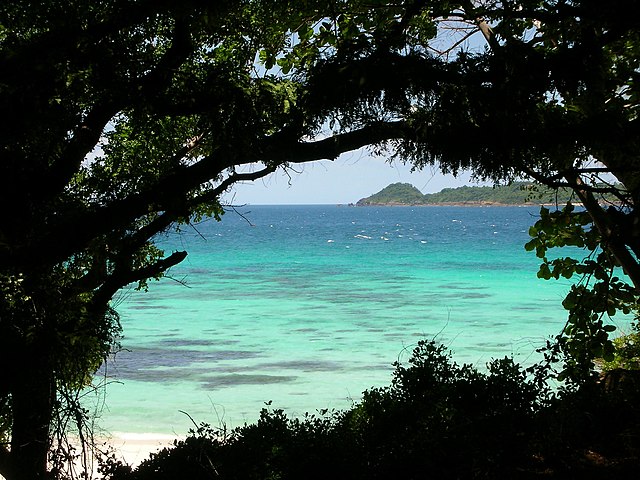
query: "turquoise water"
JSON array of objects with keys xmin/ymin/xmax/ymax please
[{"xmin": 90, "ymin": 205, "xmax": 599, "ymax": 436}]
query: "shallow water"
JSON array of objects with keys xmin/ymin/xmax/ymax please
[{"xmin": 89, "ymin": 205, "xmax": 598, "ymax": 435}]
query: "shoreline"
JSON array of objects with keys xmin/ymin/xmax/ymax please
[
  {"xmin": 352, "ymin": 202, "xmax": 583, "ymax": 207},
  {"xmin": 107, "ymin": 432, "xmax": 180, "ymax": 465},
  {"xmin": 60, "ymin": 433, "xmax": 181, "ymax": 477}
]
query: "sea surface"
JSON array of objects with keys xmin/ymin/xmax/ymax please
[{"xmin": 89, "ymin": 205, "xmax": 609, "ymax": 437}]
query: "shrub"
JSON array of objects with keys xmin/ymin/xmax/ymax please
[
  {"xmin": 103, "ymin": 340, "xmax": 640, "ymax": 479},
  {"xmin": 597, "ymin": 328, "xmax": 640, "ymax": 372}
]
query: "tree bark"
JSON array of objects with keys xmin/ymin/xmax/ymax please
[
  {"xmin": 7, "ymin": 354, "xmax": 55, "ymax": 480},
  {"xmin": 568, "ymin": 174, "xmax": 640, "ymax": 289}
]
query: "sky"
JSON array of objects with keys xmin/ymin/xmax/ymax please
[{"xmin": 221, "ymin": 149, "xmax": 484, "ymax": 205}]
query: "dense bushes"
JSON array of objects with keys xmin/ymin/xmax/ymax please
[{"xmin": 101, "ymin": 341, "xmax": 640, "ymax": 480}]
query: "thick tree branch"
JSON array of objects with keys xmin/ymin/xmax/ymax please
[
  {"xmin": 261, "ymin": 121, "xmax": 408, "ymax": 164},
  {"xmin": 80, "ymin": 165, "xmax": 280, "ymax": 297},
  {"xmin": 46, "ymin": 17, "xmax": 196, "ymax": 202},
  {"xmin": 92, "ymin": 250, "xmax": 188, "ymax": 309},
  {"xmin": 70, "ymin": 212, "xmax": 180, "ymax": 294},
  {"xmin": 460, "ymin": 0, "xmax": 501, "ymax": 51},
  {"xmin": 523, "ymin": 166, "xmax": 629, "ymax": 202},
  {"xmin": 1, "ymin": 120, "xmax": 410, "ymax": 271},
  {"xmin": 567, "ymin": 174, "xmax": 640, "ymax": 289}
]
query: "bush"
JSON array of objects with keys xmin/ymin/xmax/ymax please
[
  {"xmin": 597, "ymin": 328, "xmax": 640, "ymax": 372},
  {"xmin": 103, "ymin": 341, "xmax": 552, "ymax": 480},
  {"xmin": 102, "ymin": 340, "xmax": 640, "ymax": 479},
  {"xmin": 340, "ymin": 341, "xmax": 543, "ymax": 478}
]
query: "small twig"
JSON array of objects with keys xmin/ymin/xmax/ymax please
[
  {"xmin": 223, "ymin": 204, "xmax": 255, "ymax": 227},
  {"xmin": 188, "ymin": 221, "xmax": 207, "ymax": 241},
  {"xmin": 179, "ymin": 410, "xmax": 200, "ymax": 430},
  {"xmin": 163, "ymin": 274, "xmax": 191, "ymax": 288}
]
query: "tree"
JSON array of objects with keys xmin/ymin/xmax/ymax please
[
  {"xmin": 0, "ymin": 1, "xmax": 407, "ymax": 478},
  {"xmin": 2, "ymin": 1, "xmax": 640, "ymax": 478},
  {"xmin": 404, "ymin": 0, "xmax": 640, "ymax": 378},
  {"xmin": 284, "ymin": 0, "xmax": 640, "ymax": 377}
]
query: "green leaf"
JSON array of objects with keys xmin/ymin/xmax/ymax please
[{"xmin": 537, "ymin": 263, "xmax": 552, "ymax": 280}]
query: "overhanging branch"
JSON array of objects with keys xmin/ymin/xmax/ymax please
[
  {"xmin": 92, "ymin": 250, "xmax": 188, "ymax": 310},
  {"xmin": 564, "ymin": 173, "xmax": 640, "ymax": 289},
  {"xmin": 523, "ymin": 166, "xmax": 628, "ymax": 202},
  {"xmin": 260, "ymin": 120, "xmax": 408, "ymax": 164},
  {"xmin": 46, "ymin": 16, "xmax": 197, "ymax": 202},
  {"xmin": 3, "ymin": 120, "xmax": 410, "ymax": 270}
]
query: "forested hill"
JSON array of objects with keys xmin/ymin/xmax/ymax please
[{"xmin": 356, "ymin": 182, "xmax": 578, "ymax": 206}]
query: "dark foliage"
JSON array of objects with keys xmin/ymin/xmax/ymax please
[{"xmin": 101, "ymin": 340, "xmax": 640, "ymax": 479}]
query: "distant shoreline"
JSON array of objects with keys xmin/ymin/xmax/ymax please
[
  {"xmin": 346, "ymin": 202, "xmax": 582, "ymax": 207},
  {"xmin": 353, "ymin": 181, "xmax": 602, "ymax": 207}
]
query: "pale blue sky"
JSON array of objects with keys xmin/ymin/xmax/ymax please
[{"xmin": 222, "ymin": 149, "xmax": 484, "ymax": 205}]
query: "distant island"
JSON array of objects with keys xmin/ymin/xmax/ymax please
[{"xmin": 356, "ymin": 182, "xmax": 578, "ymax": 206}]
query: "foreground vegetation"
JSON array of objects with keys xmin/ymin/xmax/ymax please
[
  {"xmin": 100, "ymin": 341, "xmax": 640, "ymax": 480},
  {"xmin": 3, "ymin": 1, "xmax": 640, "ymax": 478}
]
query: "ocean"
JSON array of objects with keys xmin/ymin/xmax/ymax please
[{"xmin": 89, "ymin": 205, "xmax": 602, "ymax": 437}]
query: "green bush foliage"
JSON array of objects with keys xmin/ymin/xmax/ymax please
[
  {"xmin": 100, "ymin": 340, "xmax": 640, "ymax": 479},
  {"xmin": 598, "ymin": 327, "xmax": 640, "ymax": 372},
  {"xmin": 100, "ymin": 341, "xmax": 553, "ymax": 480},
  {"xmin": 525, "ymin": 203, "xmax": 640, "ymax": 383}
]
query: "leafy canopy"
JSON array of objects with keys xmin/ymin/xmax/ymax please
[{"xmin": 2, "ymin": 0, "xmax": 640, "ymax": 477}]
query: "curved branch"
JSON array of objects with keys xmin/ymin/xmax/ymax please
[
  {"xmin": 70, "ymin": 211, "xmax": 180, "ymax": 294},
  {"xmin": 261, "ymin": 121, "xmax": 408, "ymax": 164},
  {"xmin": 92, "ymin": 250, "xmax": 188, "ymax": 309},
  {"xmin": 188, "ymin": 164, "xmax": 280, "ymax": 208},
  {"xmin": 566, "ymin": 173, "xmax": 640, "ymax": 289},
  {"xmin": 523, "ymin": 166, "xmax": 628, "ymax": 202},
  {"xmin": 2, "ymin": 120, "xmax": 410, "ymax": 270},
  {"xmin": 31, "ymin": 168, "xmax": 282, "ymax": 299},
  {"xmin": 46, "ymin": 17, "xmax": 196, "ymax": 202}
]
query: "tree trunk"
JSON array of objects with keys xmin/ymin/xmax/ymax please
[{"xmin": 7, "ymin": 356, "xmax": 55, "ymax": 480}]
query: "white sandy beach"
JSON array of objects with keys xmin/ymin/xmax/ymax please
[
  {"xmin": 107, "ymin": 432, "xmax": 179, "ymax": 466},
  {"xmin": 54, "ymin": 433, "xmax": 181, "ymax": 479}
]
